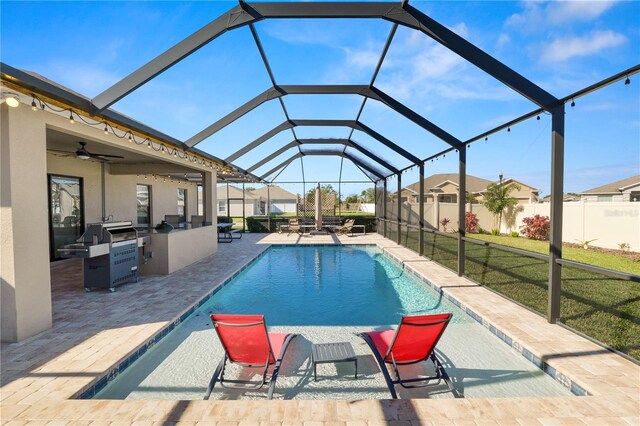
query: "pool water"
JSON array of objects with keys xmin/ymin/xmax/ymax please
[
  {"xmin": 94, "ymin": 245, "xmax": 573, "ymax": 400},
  {"xmin": 203, "ymin": 245, "xmax": 467, "ymax": 325}
]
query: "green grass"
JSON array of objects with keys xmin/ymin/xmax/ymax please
[
  {"xmin": 395, "ymin": 228, "xmax": 640, "ymax": 360},
  {"xmin": 468, "ymin": 234, "xmax": 640, "ymax": 275}
]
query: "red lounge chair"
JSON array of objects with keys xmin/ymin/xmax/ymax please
[
  {"xmin": 205, "ymin": 314, "xmax": 297, "ymax": 400},
  {"xmin": 358, "ymin": 313, "xmax": 459, "ymax": 398}
]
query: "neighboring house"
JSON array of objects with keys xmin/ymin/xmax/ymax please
[
  {"xmin": 542, "ymin": 193, "xmax": 580, "ymax": 203},
  {"xmin": 216, "ymin": 185, "xmax": 261, "ymax": 217},
  {"xmin": 397, "ymin": 173, "xmax": 540, "ymax": 205},
  {"xmin": 579, "ymin": 175, "xmax": 640, "ymax": 202},
  {"xmin": 250, "ymin": 185, "xmax": 298, "ymax": 213},
  {"xmin": 217, "ymin": 185, "xmax": 299, "ymax": 216}
]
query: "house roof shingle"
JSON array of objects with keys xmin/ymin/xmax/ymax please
[
  {"xmin": 579, "ymin": 175, "xmax": 640, "ymax": 195},
  {"xmin": 250, "ymin": 185, "xmax": 297, "ymax": 200},
  {"xmin": 404, "ymin": 173, "xmax": 494, "ymax": 194}
]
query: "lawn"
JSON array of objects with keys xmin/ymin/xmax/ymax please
[
  {"xmin": 468, "ymin": 234, "xmax": 640, "ymax": 275},
  {"xmin": 397, "ymin": 228, "xmax": 640, "ymax": 360}
]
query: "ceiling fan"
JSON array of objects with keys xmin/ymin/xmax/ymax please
[{"xmin": 48, "ymin": 142, "xmax": 124, "ymax": 161}]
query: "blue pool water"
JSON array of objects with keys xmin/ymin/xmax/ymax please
[
  {"xmin": 203, "ymin": 245, "xmax": 468, "ymax": 325},
  {"xmin": 94, "ymin": 245, "xmax": 573, "ymax": 400}
]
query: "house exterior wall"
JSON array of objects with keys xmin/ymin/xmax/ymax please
[
  {"xmin": 1, "ymin": 103, "xmax": 218, "ymax": 342},
  {"xmin": 1, "ymin": 104, "xmax": 52, "ymax": 342},
  {"xmin": 47, "ymin": 155, "xmax": 199, "ymax": 226},
  {"xmin": 581, "ymin": 194, "xmax": 625, "ymax": 202},
  {"xmin": 224, "ymin": 200, "xmax": 256, "ymax": 217},
  {"xmin": 270, "ymin": 199, "xmax": 296, "ymax": 214}
]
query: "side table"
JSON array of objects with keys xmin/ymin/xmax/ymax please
[{"xmin": 311, "ymin": 342, "xmax": 358, "ymax": 381}]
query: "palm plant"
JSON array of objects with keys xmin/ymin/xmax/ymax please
[{"xmin": 482, "ymin": 181, "xmax": 521, "ymax": 231}]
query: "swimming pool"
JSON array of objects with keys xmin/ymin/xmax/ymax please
[{"xmin": 93, "ymin": 245, "xmax": 573, "ymax": 400}]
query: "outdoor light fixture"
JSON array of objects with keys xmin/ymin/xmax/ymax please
[
  {"xmin": 571, "ymin": 99, "xmax": 575, "ymax": 107},
  {"xmin": 69, "ymin": 111, "xmax": 75, "ymax": 124},
  {"xmin": 128, "ymin": 133, "xmax": 132, "ymax": 143},
  {"xmin": 625, "ymin": 75, "xmax": 630, "ymax": 86},
  {"xmin": 537, "ymin": 115, "xmax": 540, "ymax": 120},
  {"xmin": 31, "ymin": 99, "xmax": 37, "ymax": 111},
  {"xmin": 76, "ymin": 152, "xmax": 91, "ymax": 160},
  {"xmin": 1, "ymin": 92, "xmax": 20, "ymax": 107},
  {"xmin": 103, "ymin": 123, "xmax": 108, "ymax": 135},
  {"xmin": 507, "ymin": 127, "xmax": 511, "ymax": 132}
]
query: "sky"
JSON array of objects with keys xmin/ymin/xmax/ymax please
[{"xmin": 1, "ymin": 0, "xmax": 639, "ymax": 197}]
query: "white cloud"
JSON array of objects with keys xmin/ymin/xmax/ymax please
[
  {"xmin": 373, "ymin": 26, "xmax": 516, "ymax": 104},
  {"xmin": 45, "ymin": 62, "xmax": 122, "ymax": 97},
  {"xmin": 496, "ymin": 33, "xmax": 511, "ymax": 48},
  {"xmin": 506, "ymin": 0, "xmax": 617, "ymax": 32},
  {"xmin": 540, "ymin": 30, "xmax": 626, "ymax": 63},
  {"xmin": 547, "ymin": 1, "xmax": 617, "ymax": 24}
]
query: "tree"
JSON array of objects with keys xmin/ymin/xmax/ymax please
[
  {"xmin": 360, "ymin": 188, "xmax": 375, "ymax": 203},
  {"xmin": 465, "ymin": 191, "xmax": 478, "ymax": 204},
  {"xmin": 344, "ymin": 194, "xmax": 359, "ymax": 203},
  {"xmin": 245, "ymin": 186, "xmax": 256, "ymax": 192},
  {"xmin": 305, "ymin": 184, "xmax": 336, "ymax": 202},
  {"xmin": 482, "ymin": 181, "xmax": 521, "ymax": 230}
]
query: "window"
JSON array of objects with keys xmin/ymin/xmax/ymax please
[
  {"xmin": 630, "ymin": 191, "xmax": 640, "ymax": 202},
  {"xmin": 439, "ymin": 194, "xmax": 457, "ymax": 203},
  {"xmin": 136, "ymin": 184, "xmax": 151, "ymax": 225},
  {"xmin": 197, "ymin": 185, "xmax": 203, "ymax": 215},
  {"xmin": 218, "ymin": 200, "xmax": 226, "ymax": 213},
  {"xmin": 177, "ymin": 188, "xmax": 187, "ymax": 222},
  {"xmin": 597, "ymin": 195, "xmax": 612, "ymax": 202}
]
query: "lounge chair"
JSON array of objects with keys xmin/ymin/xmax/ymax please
[
  {"xmin": 286, "ymin": 218, "xmax": 302, "ymax": 236},
  {"xmin": 358, "ymin": 313, "xmax": 458, "ymax": 398},
  {"xmin": 205, "ymin": 314, "xmax": 297, "ymax": 400},
  {"xmin": 336, "ymin": 219, "xmax": 355, "ymax": 235}
]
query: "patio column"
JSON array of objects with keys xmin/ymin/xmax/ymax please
[
  {"xmin": 203, "ymin": 171, "xmax": 216, "ymax": 226},
  {"xmin": 458, "ymin": 147, "xmax": 466, "ymax": 276},
  {"xmin": 1, "ymin": 104, "xmax": 52, "ymax": 342},
  {"xmin": 242, "ymin": 183, "xmax": 246, "ymax": 232},
  {"xmin": 383, "ymin": 179, "xmax": 387, "ymax": 237},
  {"xmin": 548, "ymin": 104, "xmax": 565, "ymax": 323},
  {"xmin": 397, "ymin": 173, "xmax": 402, "ymax": 245},
  {"xmin": 267, "ymin": 185, "xmax": 271, "ymax": 232},
  {"xmin": 419, "ymin": 162, "xmax": 425, "ymax": 256}
]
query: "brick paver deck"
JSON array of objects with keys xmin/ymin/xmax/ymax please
[{"xmin": 1, "ymin": 232, "xmax": 638, "ymax": 424}]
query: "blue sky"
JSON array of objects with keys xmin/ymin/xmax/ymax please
[{"xmin": 1, "ymin": 1, "xmax": 638, "ymax": 197}]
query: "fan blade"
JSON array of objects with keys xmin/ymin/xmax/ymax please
[
  {"xmin": 90, "ymin": 153, "xmax": 124, "ymax": 159},
  {"xmin": 47, "ymin": 149, "xmax": 75, "ymax": 154}
]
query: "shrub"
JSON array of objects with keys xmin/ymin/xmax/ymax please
[
  {"xmin": 491, "ymin": 228, "xmax": 500, "ymax": 236},
  {"xmin": 510, "ymin": 231, "xmax": 520, "ymax": 238},
  {"xmin": 217, "ymin": 216, "xmax": 232, "ymax": 224},
  {"xmin": 520, "ymin": 215, "xmax": 550, "ymax": 240},
  {"xmin": 465, "ymin": 212, "xmax": 479, "ymax": 233},
  {"xmin": 440, "ymin": 217, "xmax": 450, "ymax": 232}
]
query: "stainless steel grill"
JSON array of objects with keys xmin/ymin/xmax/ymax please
[{"xmin": 59, "ymin": 221, "xmax": 142, "ymax": 292}]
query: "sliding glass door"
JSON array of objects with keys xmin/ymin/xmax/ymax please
[{"xmin": 48, "ymin": 174, "xmax": 84, "ymax": 260}]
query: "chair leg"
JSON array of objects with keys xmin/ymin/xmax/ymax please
[
  {"xmin": 431, "ymin": 353, "xmax": 462, "ymax": 398},
  {"xmin": 204, "ymin": 358, "xmax": 225, "ymax": 400},
  {"xmin": 357, "ymin": 333, "xmax": 398, "ymax": 399},
  {"xmin": 267, "ymin": 334, "xmax": 297, "ymax": 400}
]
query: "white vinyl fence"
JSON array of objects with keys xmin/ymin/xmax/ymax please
[{"xmin": 404, "ymin": 201, "xmax": 639, "ymax": 251}]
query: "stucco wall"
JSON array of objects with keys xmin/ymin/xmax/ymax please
[
  {"xmin": 47, "ymin": 155, "xmax": 199, "ymax": 226},
  {"xmin": 1, "ymin": 105, "xmax": 52, "ymax": 342}
]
